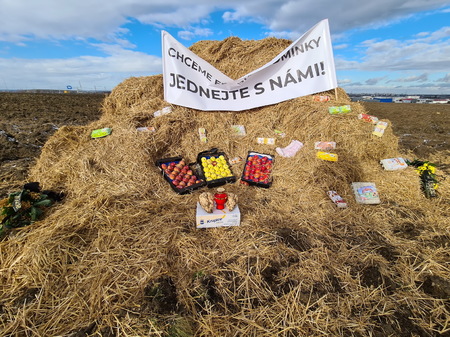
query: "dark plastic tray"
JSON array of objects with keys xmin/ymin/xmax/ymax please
[
  {"xmin": 196, "ymin": 148, "xmax": 237, "ymax": 188},
  {"xmin": 240, "ymin": 151, "xmax": 274, "ymax": 188},
  {"xmin": 155, "ymin": 156, "xmax": 206, "ymax": 194}
]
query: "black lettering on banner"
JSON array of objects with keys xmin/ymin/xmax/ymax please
[
  {"xmin": 187, "ymin": 79, "xmax": 198, "ymax": 93},
  {"xmin": 229, "ymin": 90, "xmax": 239, "ymax": 99},
  {"xmin": 269, "ymin": 76, "xmax": 283, "ymax": 91},
  {"xmin": 273, "ymin": 36, "xmax": 322, "ymax": 64},
  {"xmin": 284, "ymin": 70, "xmax": 297, "ymax": 86},
  {"xmin": 268, "ymin": 62, "xmax": 326, "ymax": 91},
  {"xmin": 176, "ymin": 74, "xmax": 186, "ymax": 89},
  {"xmin": 240, "ymin": 87, "xmax": 250, "ymax": 98},
  {"xmin": 200, "ymin": 86, "xmax": 210, "ymax": 98},
  {"xmin": 221, "ymin": 91, "xmax": 229, "ymax": 100},
  {"xmin": 167, "ymin": 47, "xmax": 213, "ymax": 82},
  {"xmin": 254, "ymin": 82, "xmax": 265, "ymax": 95},
  {"xmin": 296, "ymin": 66, "xmax": 313, "ymax": 82},
  {"xmin": 169, "ymin": 73, "xmax": 176, "ymax": 87},
  {"xmin": 211, "ymin": 90, "xmax": 221, "ymax": 100},
  {"xmin": 168, "ymin": 73, "xmax": 254, "ymax": 101}
]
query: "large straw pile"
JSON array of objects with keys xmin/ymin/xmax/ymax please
[{"xmin": 1, "ymin": 37, "xmax": 449, "ymax": 336}]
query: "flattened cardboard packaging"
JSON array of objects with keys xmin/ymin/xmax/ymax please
[{"xmin": 196, "ymin": 203, "xmax": 241, "ymax": 228}]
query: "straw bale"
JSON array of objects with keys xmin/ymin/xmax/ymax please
[{"xmin": 1, "ymin": 36, "xmax": 449, "ymax": 336}]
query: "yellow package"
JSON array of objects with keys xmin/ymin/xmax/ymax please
[{"xmin": 317, "ymin": 151, "xmax": 338, "ymax": 162}]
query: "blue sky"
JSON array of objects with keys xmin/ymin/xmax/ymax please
[{"xmin": 0, "ymin": 0, "xmax": 449, "ymax": 94}]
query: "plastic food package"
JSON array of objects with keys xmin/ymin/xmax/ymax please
[
  {"xmin": 313, "ymin": 95, "xmax": 330, "ymax": 102},
  {"xmin": 231, "ymin": 125, "xmax": 246, "ymax": 136},
  {"xmin": 197, "ymin": 149, "xmax": 236, "ymax": 188},
  {"xmin": 315, "ymin": 141, "xmax": 336, "ymax": 150},
  {"xmin": 136, "ymin": 126, "xmax": 156, "ymax": 132},
  {"xmin": 373, "ymin": 121, "xmax": 388, "ymax": 137},
  {"xmin": 328, "ymin": 105, "xmax": 351, "ymax": 114},
  {"xmin": 380, "ymin": 158, "xmax": 408, "ymax": 171},
  {"xmin": 317, "ymin": 151, "xmax": 338, "ymax": 161},
  {"xmin": 198, "ymin": 128, "xmax": 207, "ymax": 143},
  {"xmin": 257, "ymin": 137, "xmax": 275, "ymax": 145},
  {"xmin": 241, "ymin": 151, "xmax": 274, "ymax": 188},
  {"xmin": 153, "ymin": 106, "xmax": 172, "ymax": 117},
  {"xmin": 358, "ymin": 113, "xmax": 379, "ymax": 124},
  {"xmin": 274, "ymin": 129, "xmax": 286, "ymax": 138},
  {"xmin": 351, "ymin": 182, "xmax": 380, "ymax": 204},
  {"xmin": 155, "ymin": 156, "xmax": 206, "ymax": 194},
  {"xmin": 91, "ymin": 128, "xmax": 112, "ymax": 138},
  {"xmin": 327, "ymin": 191, "xmax": 348, "ymax": 208}
]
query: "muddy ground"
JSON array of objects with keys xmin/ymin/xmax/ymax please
[
  {"xmin": 0, "ymin": 92, "xmax": 105, "ymax": 197},
  {"xmin": 1, "ymin": 93, "xmax": 449, "ymax": 198}
]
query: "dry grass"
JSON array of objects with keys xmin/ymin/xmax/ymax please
[{"xmin": 1, "ymin": 36, "xmax": 449, "ymax": 336}]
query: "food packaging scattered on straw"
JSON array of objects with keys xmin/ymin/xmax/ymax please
[
  {"xmin": 373, "ymin": 121, "xmax": 388, "ymax": 137},
  {"xmin": 315, "ymin": 141, "xmax": 336, "ymax": 150},
  {"xmin": 328, "ymin": 105, "xmax": 351, "ymax": 115},
  {"xmin": 351, "ymin": 182, "xmax": 380, "ymax": 204},
  {"xmin": 229, "ymin": 156, "xmax": 243, "ymax": 165},
  {"xmin": 380, "ymin": 157, "xmax": 408, "ymax": 171},
  {"xmin": 317, "ymin": 151, "xmax": 338, "ymax": 161},
  {"xmin": 313, "ymin": 95, "xmax": 330, "ymax": 102},
  {"xmin": 136, "ymin": 126, "xmax": 156, "ymax": 132},
  {"xmin": 198, "ymin": 128, "xmax": 207, "ymax": 143},
  {"xmin": 231, "ymin": 125, "xmax": 246, "ymax": 136},
  {"xmin": 358, "ymin": 113, "xmax": 379, "ymax": 124},
  {"xmin": 274, "ymin": 129, "xmax": 286, "ymax": 138},
  {"xmin": 91, "ymin": 128, "xmax": 112, "ymax": 139},
  {"xmin": 153, "ymin": 106, "xmax": 172, "ymax": 117},
  {"xmin": 257, "ymin": 137, "xmax": 275, "ymax": 145},
  {"xmin": 327, "ymin": 191, "xmax": 347, "ymax": 208}
]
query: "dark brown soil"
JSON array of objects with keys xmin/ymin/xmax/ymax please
[
  {"xmin": 0, "ymin": 92, "xmax": 105, "ymax": 197},
  {"xmin": 362, "ymin": 101, "xmax": 450, "ymax": 158}
]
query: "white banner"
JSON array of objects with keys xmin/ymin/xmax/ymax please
[{"xmin": 162, "ymin": 19, "xmax": 337, "ymax": 111}]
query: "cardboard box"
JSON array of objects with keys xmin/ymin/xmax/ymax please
[{"xmin": 196, "ymin": 202, "xmax": 240, "ymax": 228}]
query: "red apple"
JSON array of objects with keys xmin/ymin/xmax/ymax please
[{"xmin": 172, "ymin": 179, "xmax": 180, "ymax": 186}]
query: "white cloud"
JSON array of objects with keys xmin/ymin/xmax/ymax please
[
  {"xmin": 0, "ymin": 45, "xmax": 161, "ymax": 90},
  {"xmin": 390, "ymin": 73, "xmax": 429, "ymax": 82},
  {"xmin": 0, "ymin": 1, "xmax": 448, "ymax": 42},
  {"xmin": 365, "ymin": 76, "xmax": 388, "ymax": 85},
  {"xmin": 178, "ymin": 27, "xmax": 213, "ymax": 40}
]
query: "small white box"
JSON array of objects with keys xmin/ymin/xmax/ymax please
[{"xmin": 196, "ymin": 202, "xmax": 241, "ymax": 228}]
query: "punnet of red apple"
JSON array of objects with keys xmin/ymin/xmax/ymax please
[
  {"xmin": 241, "ymin": 151, "xmax": 274, "ymax": 188},
  {"xmin": 156, "ymin": 156, "xmax": 206, "ymax": 194}
]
